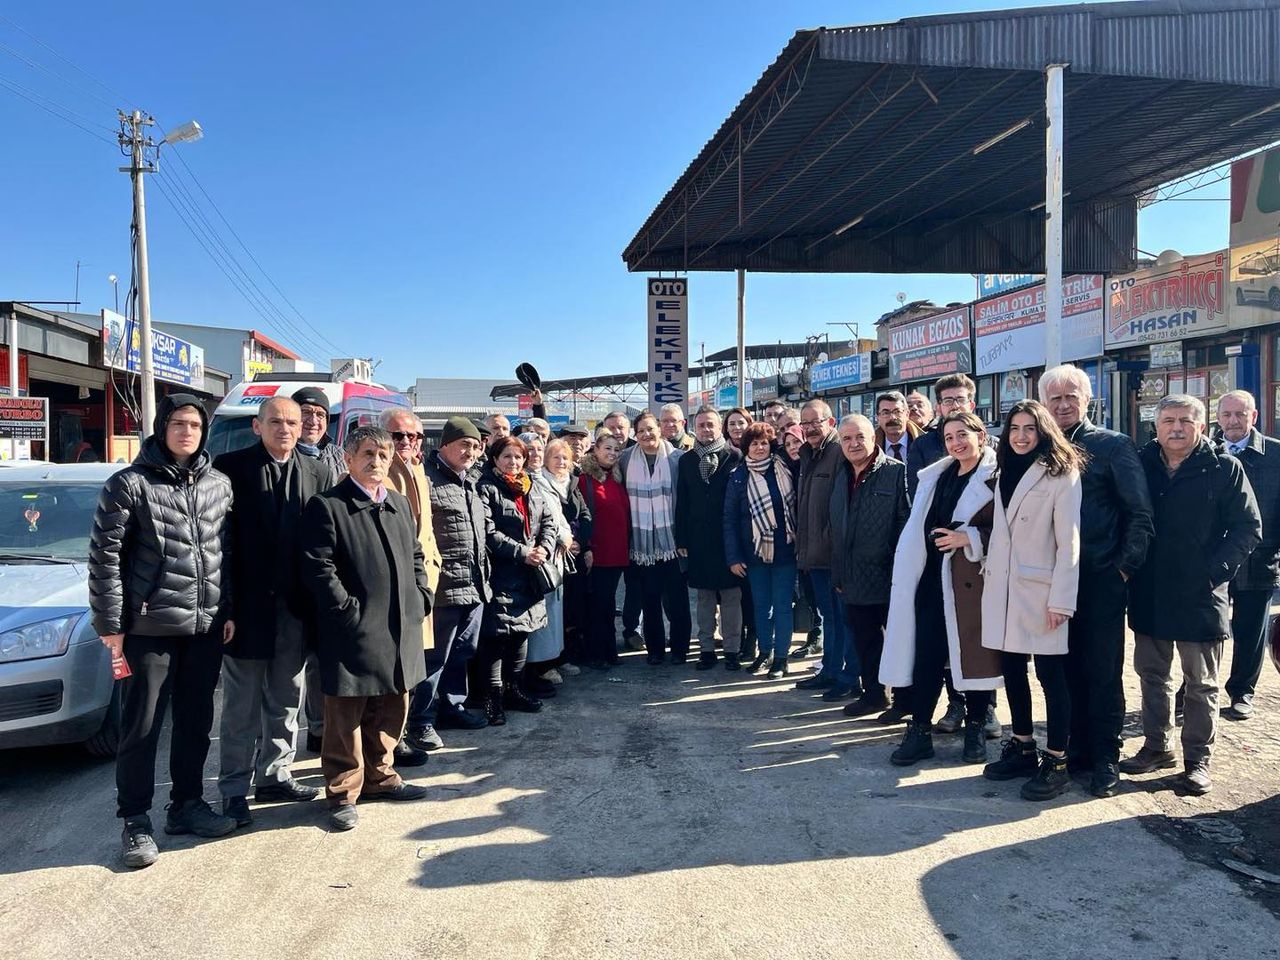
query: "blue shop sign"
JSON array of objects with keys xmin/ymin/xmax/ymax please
[
  {"xmin": 810, "ymin": 352, "xmax": 871, "ymax": 392},
  {"xmin": 976, "ymin": 274, "xmax": 1041, "ymax": 297}
]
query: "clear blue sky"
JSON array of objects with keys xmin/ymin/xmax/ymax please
[{"xmin": 0, "ymin": 1, "xmax": 1226, "ymax": 389}]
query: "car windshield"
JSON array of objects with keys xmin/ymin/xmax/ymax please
[
  {"xmin": 207, "ymin": 414, "xmax": 339, "ymax": 458},
  {"xmin": 0, "ymin": 482, "xmax": 102, "ymax": 562}
]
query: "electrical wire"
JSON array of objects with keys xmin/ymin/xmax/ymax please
[
  {"xmin": 0, "ymin": 14, "xmax": 129, "ymax": 110},
  {"xmin": 0, "ymin": 74, "xmax": 115, "ymax": 143}
]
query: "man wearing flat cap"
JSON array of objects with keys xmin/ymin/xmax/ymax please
[
  {"xmin": 300, "ymin": 425, "xmax": 432, "ymax": 830},
  {"xmin": 405, "ymin": 416, "xmax": 493, "ymax": 745}
]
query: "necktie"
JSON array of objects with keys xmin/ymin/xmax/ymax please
[{"xmin": 891, "ymin": 442, "xmax": 903, "ymax": 462}]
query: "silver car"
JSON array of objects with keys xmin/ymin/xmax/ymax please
[{"xmin": 0, "ymin": 462, "xmax": 127, "ymax": 755}]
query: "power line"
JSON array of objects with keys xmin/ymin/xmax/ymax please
[
  {"xmin": 0, "ymin": 13, "xmax": 129, "ymax": 109},
  {"xmin": 0, "ymin": 75, "xmax": 115, "ymax": 143}
]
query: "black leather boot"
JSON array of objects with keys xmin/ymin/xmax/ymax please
[{"xmin": 890, "ymin": 720, "xmax": 935, "ymax": 766}]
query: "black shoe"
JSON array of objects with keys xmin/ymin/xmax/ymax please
[
  {"xmin": 876, "ymin": 702, "xmax": 911, "ymax": 724},
  {"xmin": 822, "ymin": 683, "xmax": 858, "ymax": 702},
  {"xmin": 306, "ymin": 733, "xmax": 323, "ymax": 754},
  {"xmin": 1091, "ymin": 761, "xmax": 1120, "ymax": 798},
  {"xmin": 696, "ymin": 653, "xmax": 718, "ymax": 671},
  {"xmin": 121, "ymin": 816, "xmax": 159, "ymax": 869},
  {"xmin": 890, "ymin": 721, "xmax": 935, "ymax": 766},
  {"xmin": 723, "ymin": 653, "xmax": 742, "ymax": 672},
  {"xmin": 485, "ymin": 691, "xmax": 507, "ymax": 726},
  {"xmin": 435, "ymin": 708, "xmax": 488, "ymax": 731},
  {"xmin": 795, "ymin": 673, "xmax": 836, "ymax": 691},
  {"xmin": 646, "ymin": 653, "xmax": 665, "ymax": 666},
  {"xmin": 768, "ymin": 658, "xmax": 788, "ymax": 679},
  {"xmin": 935, "ymin": 700, "xmax": 966, "ymax": 734},
  {"xmin": 365, "ymin": 782, "xmax": 430, "ymax": 802},
  {"xmin": 329, "ymin": 805, "xmax": 358, "ymax": 831},
  {"xmin": 623, "ymin": 630, "xmax": 645, "ymax": 652},
  {"xmin": 393, "ymin": 740, "xmax": 430, "ymax": 768},
  {"xmin": 670, "ymin": 652, "xmax": 688, "ymax": 666},
  {"xmin": 962, "ymin": 720, "xmax": 987, "ymax": 763},
  {"xmin": 1021, "ymin": 752, "xmax": 1071, "ymax": 801},
  {"xmin": 1118, "ymin": 745, "xmax": 1177, "ymax": 775},
  {"xmin": 587, "ymin": 660, "xmax": 612, "ymax": 671},
  {"xmin": 747, "ymin": 651, "xmax": 770, "ymax": 673},
  {"xmin": 983, "ymin": 738, "xmax": 1038, "ymax": 781},
  {"xmin": 405, "ymin": 725, "xmax": 444, "ymax": 751},
  {"xmin": 843, "ymin": 695, "xmax": 889, "ymax": 718},
  {"xmin": 525, "ymin": 676, "xmax": 557, "ymax": 698},
  {"xmin": 222, "ymin": 796, "xmax": 252, "ymax": 828},
  {"xmin": 255, "ymin": 779, "xmax": 320, "ymax": 803},
  {"xmin": 792, "ymin": 639, "xmax": 821, "ymax": 660},
  {"xmin": 983, "ymin": 704, "xmax": 1002, "ymax": 740},
  {"xmin": 504, "ymin": 683, "xmax": 543, "ymax": 713},
  {"xmin": 164, "ymin": 799, "xmax": 237, "ymax": 838}
]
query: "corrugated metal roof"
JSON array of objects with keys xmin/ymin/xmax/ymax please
[{"xmin": 624, "ymin": 0, "xmax": 1280, "ymax": 275}]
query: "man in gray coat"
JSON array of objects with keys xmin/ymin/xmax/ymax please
[
  {"xmin": 794, "ymin": 399, "xmax": 855, "ymax": 698},
  {"xmin": 300, "ymin": 425, "xmax": 432, "ymax": 830},
  {"xmin": 830, "ymin": 415, "xmax": 910, "ymax": 720}
]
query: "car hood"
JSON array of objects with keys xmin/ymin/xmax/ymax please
[{"xmin": 0, "ymin": 562, "xmax": 89, "ymax": 631}]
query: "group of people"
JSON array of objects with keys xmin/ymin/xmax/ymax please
[{"xmin": 87, "ymin": 362, "xmax": 1277, "ymax": 870}]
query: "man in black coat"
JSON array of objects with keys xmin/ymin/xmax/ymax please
[
  {"xmin": 300, "ymin": 425, "xmax": 433, "ymax": 831},
  {"xmin": 1216, "ymin": 389, "xmax": 1280, "ymax": 720},
  {"xmin": 214, "ymin": 396, "xmax": 330, "ymax": 825},
  {"xmin": 1121, "ymin": 395, "xmax": 1260, "ymax": 797},
  {"xmin": 674, "ymin": 407, "xmax": 743, "ymax": 670},
  {"xmin": 90, "ymin": 394, "xmax": 236, "ymax": 867},
  {"xmin": 830, "ymin": 414, "xmax": 910, "ymax": 720},
  {"xmin": 1041, "ymin": 364, "xmax": 1155, "ymax": 797}
]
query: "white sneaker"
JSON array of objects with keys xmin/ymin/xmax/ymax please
[
  {"xmin": 541, "ymin": 669, "xmax": 564, "ymax": 685},
  {"xmin": 559, "ymin": 662, "xmax": 581, "ymax": 676}
]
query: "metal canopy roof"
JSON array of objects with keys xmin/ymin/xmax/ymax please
[
  {"xmin": 622, "ymin": 0, "xmax": 1280, "ymax": 276},
  {"xmin": 488, "ymin": 364, "xmax": 729, "ymax": 401}
]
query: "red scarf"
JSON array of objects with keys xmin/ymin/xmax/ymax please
[{"xmin": 499, "ymin": 470, "xmax": 531, "ymax": 535}]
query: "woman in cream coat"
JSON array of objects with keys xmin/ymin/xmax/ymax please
[{"xmin": 980, "ymin": 399, "xmax": 1083, "ymax": 801}]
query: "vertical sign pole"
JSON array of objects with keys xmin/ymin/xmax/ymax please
[
  {"xmin": 1044, "ymin": 63, "xmax": 1066, "ymax": 368},
  {"xmin": 736, "ymin": 269, "xmax": 746, "ymax": 406}
]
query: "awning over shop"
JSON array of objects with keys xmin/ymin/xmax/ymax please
[{"xmin": 623, "ymin": 0, "xmax": 1280, "ymax": 277}]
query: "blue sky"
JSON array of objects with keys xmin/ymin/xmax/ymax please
[{"xmin": 1, "ymin": 1, "xmax": 1226, "ymax": 390}]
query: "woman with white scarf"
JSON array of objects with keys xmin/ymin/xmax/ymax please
[
  {"xmin": 724, "ymin": 421, "xmax": 798, "ymax": 679},
  {"xmin": 618, "ymin": 412, "xmax": 690, "ymax": 665},
  {"xmin": 520, "ymin": 433, "xmax": 572, "ymax": 698}
]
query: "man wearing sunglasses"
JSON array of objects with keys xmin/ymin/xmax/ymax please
[{"xmin": 380, "ymin": 409, "xmax": 445, "ymax": 765}]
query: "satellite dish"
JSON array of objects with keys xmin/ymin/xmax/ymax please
[
  {"xmin": 817, "ymin": 352, "xmax": 829, "ymax": 363},
  {"xmin": 896, "ymin": 292, "xmax": 907, "ymax": 304},
  {"xmin": 1154, "ymin": 249, "xmax": 1184, "ymax": 266}
]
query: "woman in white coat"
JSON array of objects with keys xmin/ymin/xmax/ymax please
[
  {"xmin": 980, "ymin": 400, "xmax": 1083, "ymax": 800},
  {"xmin": 881, "ymin": 412, "xmax": 1004, "ymax": 767}
]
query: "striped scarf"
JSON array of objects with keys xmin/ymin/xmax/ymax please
[
  {"xmin": 625, "ymin": 443, "xmax": 678, "ymax": 565},
  {"xmin": 693, "ymin": 435, "xmax": 727, "ymax": 482},
  {"xmin": 744, "ymin": 454, "xmax": 795, "ymax": 564}
]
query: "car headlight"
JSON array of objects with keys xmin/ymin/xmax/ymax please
[{"xmin": 0, "ymin": 613, "xmax": 86, "ymax": 664}]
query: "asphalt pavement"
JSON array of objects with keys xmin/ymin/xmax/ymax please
[{"xmin": 1, "ymin": 641, "xmax": 1278, "ymax": 960}]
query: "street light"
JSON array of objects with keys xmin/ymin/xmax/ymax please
[
  {"xmin": 118, "ymin": 112, "xmax": 202, "ymax": 438},
  {"xmin": 108, "ymin": 274, "xmax": 118, "ymax": 313}
]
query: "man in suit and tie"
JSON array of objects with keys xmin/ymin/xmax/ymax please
[
  {"xmin": 215, "ymin": 396, "xmax": 332, "ymax": 826},
  {"xmin": 874, "ymin": 391, "xmax": 920, "ymax": 464}
]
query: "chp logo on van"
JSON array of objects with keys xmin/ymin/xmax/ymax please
[{"xmin": 237, "ymin": 384, "xmax": 281, "ymax": 406}]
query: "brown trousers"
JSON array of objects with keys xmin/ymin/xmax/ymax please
[{"xmin": 321, "ymin": 692, "xmax": 408, "ymax": 806}]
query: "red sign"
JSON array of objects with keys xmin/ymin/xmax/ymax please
[
  {"xmin": 888, "ymin": 306, "xmax": 972, "ymax": 382},
  {"xmin": 0, "ymin": 348, "xmax": 30, "ymax": 395}
]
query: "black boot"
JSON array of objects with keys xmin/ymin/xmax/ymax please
[
  {"xmin": 1022, "ymin": 752, "xmax": 1071, "ymax": 801},
  {"xmin": 962, "ymin": 720, "xmax": 987, "ymax": 763},
  {"xmin": 503, "ymin": 682, "xmax": 543, "ymax": 713},
  {"xmin": 723, "ymin": 652, "xmax": 741, "ymax": 672},
  {"xmin": 767, "ymin": 657, "xmax": 788, "ymax": 679},
  {"xmin": 696, "ymin": 652, "xmax": 718, "ymax": 671},
  {"xmin": 983, "ymin": 738, "xmax": 1038, "ymax": 781},
  {"xmin": 890, "ymin": 720, "xmax": 935, "ymax": 766},
  {"xmin": 484, "ymin": 688, "xmax": 507, "ymax": 726},
  {"xmin": 748, "ymin": 650, "xmax": 770, "ymax": 674}
]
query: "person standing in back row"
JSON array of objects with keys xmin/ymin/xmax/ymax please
[
  {"xmin": 1039, "ymin": 364, "xmax": 1153, "ymax": 798},
  {"xmin": 90, "ymin": 395, "xmax": 237, "ymax": 868}
]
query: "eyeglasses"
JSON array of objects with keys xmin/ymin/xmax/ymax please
[
  {"xmin": 799, "ymin": 418, "xmax": 824, "ymax": 427},
  {"xmin": 300, "ymin": 410, "xmax": 328, "ymax": 421},
  {"xmin": 391, "ymin": 431, "xmax": 422, "ymax": 442}
]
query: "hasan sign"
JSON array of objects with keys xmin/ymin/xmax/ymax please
[{"xmin": 1104, "ymin": 252, "xmax": 1228, "ymax": 348}]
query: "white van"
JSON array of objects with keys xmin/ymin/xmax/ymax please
[{"xmin": 208, "ymin": 372, "xmax": 409, "ymax": 457}]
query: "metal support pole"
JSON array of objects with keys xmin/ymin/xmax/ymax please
[
  {"xmin": 7, "ymin": 311, "xmax": 17, "ymax": 460},
  {"xmin": 1043, "ymin": 64, "xmax": 1066, "ymax": 369},
  {"xmin": 736, "ymin": 270, "xmax": 746, "ymax": 406},
  {"xmin": 131, "ymin": 111, "xmax": 158, "ymax": 438}
]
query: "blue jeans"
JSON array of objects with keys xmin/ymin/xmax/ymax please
[
  {"xmin": 408, "ymin": 602, "xmax": 483, "ymax": 727},
  {"xmin": 748, "ymin": 560, "xmax": 798, "ymax": 661},
  {"xmin": 809, "ymin": 568, "xmax": 857, "ymax": 686}
]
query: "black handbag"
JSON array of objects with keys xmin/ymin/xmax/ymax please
[{"xmin": 533, "ymin": 557, "xmax": 564, "ymax": 596}]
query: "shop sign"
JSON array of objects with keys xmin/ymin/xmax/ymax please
[
  {"xmin": 976, "ymin": 274, "xmax": 1040, "ymax": 297},
  {"xmin": 1137, "ymin": 374, "xmax": 1167, "ymax": 401},
  {"xmin": 1149, "ymin": 342, "xmax": 1183, "ymax": 368},
  {"xmin": 103, "ymin": 309, "xmax": 207, "ymax": 388},
  {"xmin": 244, "ymin": 358, "xmax": 274, "ymax": 380},
  {"xmin": 0, "ymin": 396, "xmax": 48, "ymax": 440},
  {"xmin": 716, "ymin": 380, "xmax": 754, "ymax": 408},
  {"xmin": 810, "ymin": 352, "xmax": 872, "ymax": 392},
  {"xmin": 752, "ymin": 377, "xmax": 779, "ymax": 404},
  {"xmin": 647, "ymin": 277, "xmax": 689, "ymax": 413},
  {"xmin": 1104, "ymin": 253, "xmax": 1227, "ymax": 348},
  {"xmin": 1230, "ymin": 147, "xmax": 1280, "ymax": 330},
  {"xmin": 975, "ymin": 275, "xmax": 1104, "ymax": 375},
  {"xmin": 888, "ymin": 306, "xmax": 972, "ymax": 381}
]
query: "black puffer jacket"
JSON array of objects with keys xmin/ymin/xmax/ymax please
[
  {"xmin": 829, "ymin": 452, "xmax": 910, "ymax": 605},
  {"xmin": 478, "ymin": 466, "xmax": 558, "ymax": 636},
  {"xmin": 424, "ymin": 448, "xmax": 492, "ymax": 608},
  {"xmin": 89, "ymin": 395, "xmax": 232, "ymax": 637},
  {"xmin": 1064, "ymin": 419, "xmax": 1154, "ymax": 577}
]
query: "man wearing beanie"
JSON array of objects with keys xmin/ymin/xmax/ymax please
[
  {"xmin": 292, "ymin": 387, "xmax": 345, "ymax": 485},
  {"xmin": 406, "ymin": 416, "xmax": 493, "ymax": 741}
]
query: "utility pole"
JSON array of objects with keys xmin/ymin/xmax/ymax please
[{"xmin": 119, "ymin": 110, "xmax": 157, "ymax": 438}]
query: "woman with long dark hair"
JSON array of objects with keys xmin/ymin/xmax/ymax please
[
  {"xmin": 881, "ymin": 412, "xmax": 1003, "ymax": 767},
  {"xmin": 981, "ymin": 399, "xmax": 1083, "ymax": 800},
  {"xmin": 476, "ymin": 436, "xmax": 559, "ymax": 725},
  {"xmin": 578, "ymin": 432, "xmax": 629, "ymax": 670}
]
